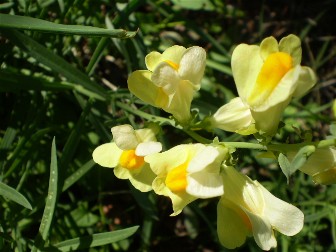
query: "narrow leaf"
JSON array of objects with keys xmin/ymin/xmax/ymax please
[
  {"xmin": 44, "ymin": 226, "xmax": 139, "ymax": 251},
  {"xmin": 60, "ymin": 100, "xmax": 93, "ymax": 167},
  {"xmin": 1, "ymin": 29, "xmax": 106, "ymax": 100},
  {"xmin": 32, "ymin": 137, "xmax": 58, "ymax": 251},
  {"xmin": 0, "ymin": 181, "xmax": 32, "ymax": 210},
  {"xmin": 0, "ymin": 14, "xmax": 136, "ymax": 38},
  {"xmin": 62, "ymin": 159, "xmax": 96, "ymax": 192}
]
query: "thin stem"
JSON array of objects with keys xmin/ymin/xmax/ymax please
[
  {"xmin": 222, "ymin": 138, "xmax": 336, "ymax": 152},
  {"xmin": 116, "ymin": 101, "xmax": 177, "ymax": 126},
  {"xmin": 182, "ymin": 130, "xmax": 212, "ymax": 144},
  {"xmin": 115, "ymin": 101, "xmax": 336, "ymax": 152}
]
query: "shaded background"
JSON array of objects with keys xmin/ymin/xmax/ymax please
[{"xmin": 1, "ymin": 0, "xmax": 336, "ymax": 251}]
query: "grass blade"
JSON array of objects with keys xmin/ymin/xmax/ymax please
[
  {"xmin": 0, "ymin": 181, "xmax": 32, "ymax": 210},
  {"xmin": 62, "ymin": 159, "xmax": 96, "ymax": 192},
  {"xmin": 44, "ymin": 226, "xmax": 139, "ymax": 251},
  {"xmin": 32, "ymin": 137, "xmax": 58, "ymax": 251},
  {"xmin": 0, "ymin": 14, "xmax": 136, "ymax": 38},
  {"xmin": 1, "ymin": 29, "xmax": 107, "ymax": 100}
]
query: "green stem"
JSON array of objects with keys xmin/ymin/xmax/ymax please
[
  {"xmin": 116, "ymin": 102, "xmax": 176, "ymax": 126},
  {"xmin": 182, "ymin": 130, "xmax": 212, "ymax": 144},
  {"xmin": 222, "ymin": 138, "xmax": 336, "ymax": 152},
  {"xmin": 222, "ymin": 142, "xmax": 267, "ymax": 150},
  {"xmin": 115, "ymin": 102, "xmax": 336, "ymax": 152}
]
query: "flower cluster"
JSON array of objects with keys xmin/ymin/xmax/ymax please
[{"xmin": 93, "ymin": 35, "xmax": 335, "ymax": 250}]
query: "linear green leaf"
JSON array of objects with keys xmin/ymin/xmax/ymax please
[
  {"xmin": 62, "ymin": 159, "xmax": 96, "ymax": 192},
  {"xmin": 1, "ymin": 29, "xmax": 106, "ymax": 100},
  {"xmin": 59, "ymin": 100, "xmax": 93, "ymax": 167},
  {"xmin": 0, "ymin": 181, "xmax": 32, "ymax": 210},
  {"xmin": 0, "ymin": 70, "xmax": 73, "ymax": 92},
  {"xmin": 44, "ymin": 226, "xmax": 139, "ymax": 251},
  {"xmin": 0, "ymin": 14, "xmax": 137, "ymax": 38},
  {"xmin": 32, "ymin": 137, "xmax": 58, "ymax": 251}
]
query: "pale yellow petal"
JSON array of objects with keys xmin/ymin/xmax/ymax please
[
  {"xmin": 231, "ymin": 44, "xmax": 264, "ymax": 102},
  {"xmin": 259, "ymin": 36, "xmax": 279, "ymax": 61},
  {"xmin": 297, "ymin": 147, "xmax": 336, "ymax": 176},
  {"xmin": 187, "ymin": 172, "xmax": 223, "ymax": 198},
  {"xmin": 111, "ymin": 124, "xmax": 138, "ymax": 150},
  {"xmin": 113, "ymin": 164, "xmax": 154, "ymax": 192},
  {"xmin": 145, "ymin": 144, "xmax": 189, "ymax": 175},
  {"xmin": 279, "ymin": 34, "xmax": 302, "ymax": 66},
  {"xmin": 178, "ymin": 46, "xmax": 206, "ymax": 87},
  {"xmin": 135, "ymin": 128, "xmax": 157, "ymax": 142},
  {"xmin": 292, "ymin": 66, "xmax": 317, "ymax": 98},
  {"xmin": 257, "ymin": 181, "xmax": 304, "ymax": 236},
  {"xmin": 217, "ymin": 197, "xmax": 250, "ymax": 249},
  {"xmin": 128, "ymin": 70, "xmax": 167, "ymax": 108},
  {"xmin": 130, "ymin": 164, "xmax": 156, "ymax": 192},
  {"xmin": 165, "ymin": 80, "xmax": 194, "ymax": 122},
  {"xmin": 245, "ymin": 210, "xmax": 277, "ymax": 250},
  {"xmin": 145, "ymin": 51, "xmax": 162, "ymax": 71},
  {"xmin": 251, "ymin": 100, "xmax": 287, "ymax": 135},
  {"xmin": 222, "ymin": 166, "xmax": 264, "ymax": 213},
  {"xmin": 151, "ymin": 61, "xmax": 180, "ymax": 94},
  {"xmin": 152, "ymin": 176, "xmax": 195, "ymax": 216},
  {"xmin": 211, "ymin": 97, "xmax": 254, "ymax": 133},
  {"xmin": 92, "ymin": 143, "xmax": 122, "ymax": 168},
  {"xmin": 161, "ymin": 45, "xmax": 186, "ymax": 63},
  {"xmin": 113, "ymin": 165, "xmax": 130, "ymax": 179},
  {"xmin": 187, "ymin": 145, "xmax": 219, "ymax": 173},
  {"xmin": 135, "ymin": 141, "xmax": 162, "ymax": 156}
]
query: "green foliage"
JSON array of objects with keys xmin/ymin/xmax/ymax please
[{"xmin": 1, "ymin": 0, "xmax": 336, "ymax": 251}]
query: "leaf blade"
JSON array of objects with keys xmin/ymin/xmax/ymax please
[
  {"xmin": 0, "ymin": 14, "xmax": 136, "ymax": 38},
  {"xmin": 32, "ymin": 137, "xmax": 58, "ymax": 251},
  {"xmin": 0, "ymin": 181, "xmax": 32, "ymax": 210},
  {"xmin": 45, "ymin": 226, "xmax": 139, "ymax": 251}
]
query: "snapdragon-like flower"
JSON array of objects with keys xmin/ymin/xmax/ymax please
[
  {"xmin": 214, "ymin": 34, "xmax": 316, "ymax": 135},
  {"xmin": 217, "ymin": 165, "xmax": 304, "ymax": 250},
  {"xmin": 92, "ymin": 124, "xmax": 162, "ymax": 192},
  {"xmin": 128, "ymin": 45, "xmax": 206, "ymax": 123},
  {"xmin": 145, "ymin": 143, "xmax": 227, "ymax": 216},
  {"xmin": 289, "ymin": 147, "xmax": 336, "ymax": 185}
]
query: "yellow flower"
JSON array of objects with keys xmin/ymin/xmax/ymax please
[
  {"xmin": 92, "ymin": 124, "xmax": 162, "ymax": 192},
  {"xmin": 289, "ymin": 147, "xmax": 336, "ymax": 185},
  {"xmin": 231, "ymin": 34, "xmax": 316, "ymax": 135},
  {"xmin": 128, "ymin": 45, "xmax": 206, "ymax": 123},
  {"xmin": 145, "ymin": 143, "xmax": 227, "ymax": 216},
  {"xmin": 217, "ymin": 165, "xmax": 304, "ymax": 250},
  {"xmin": 209, "ymin": 97, "xmax": 257, "ymax": 135}
]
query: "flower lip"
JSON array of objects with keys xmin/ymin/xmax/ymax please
[
  {"xmin": 247, "ymin": 52, "xmax": 293, "ymax": 107},
  {"xmin": 165, "ymin": 162, "xmax": 188, "ymax": 192},
  {"xmin": 119, "ymin": 149, "xmax": 145, "ymax": 170}
]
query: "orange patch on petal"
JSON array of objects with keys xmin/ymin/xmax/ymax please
[
  {"xmin": 164, "ymin": 60, "xmax": 180, "ymax": 71},
  {"xmin": 165, "ymin": 162, "xmax": 188, "ymax": 192},
  {"xmin": 119, "ymin": 150, "xmax": 145, "ymax": 170},
  {"xmin": 248, "ymin": 52, "xmax": 293, "ymax": 106}
]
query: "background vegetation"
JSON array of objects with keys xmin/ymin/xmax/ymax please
[{"xmin": 1, "ymin": 0, "xmax": 336, "ymax": 251}]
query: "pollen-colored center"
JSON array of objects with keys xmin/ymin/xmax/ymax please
[
  {"xmin": 247, "ymin": 52, "xmax": 293, "ymax": 106},
  {"xmin": 165, "ymin": 162, "xmax": 188, "ymax": 192},
  {"xmin": 164, "ymin": 60, "xmax": 180, "ymax": 71},
  {"xmin": 119, "ymin": 150, "xmax": 145, "ymax": 170}
]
